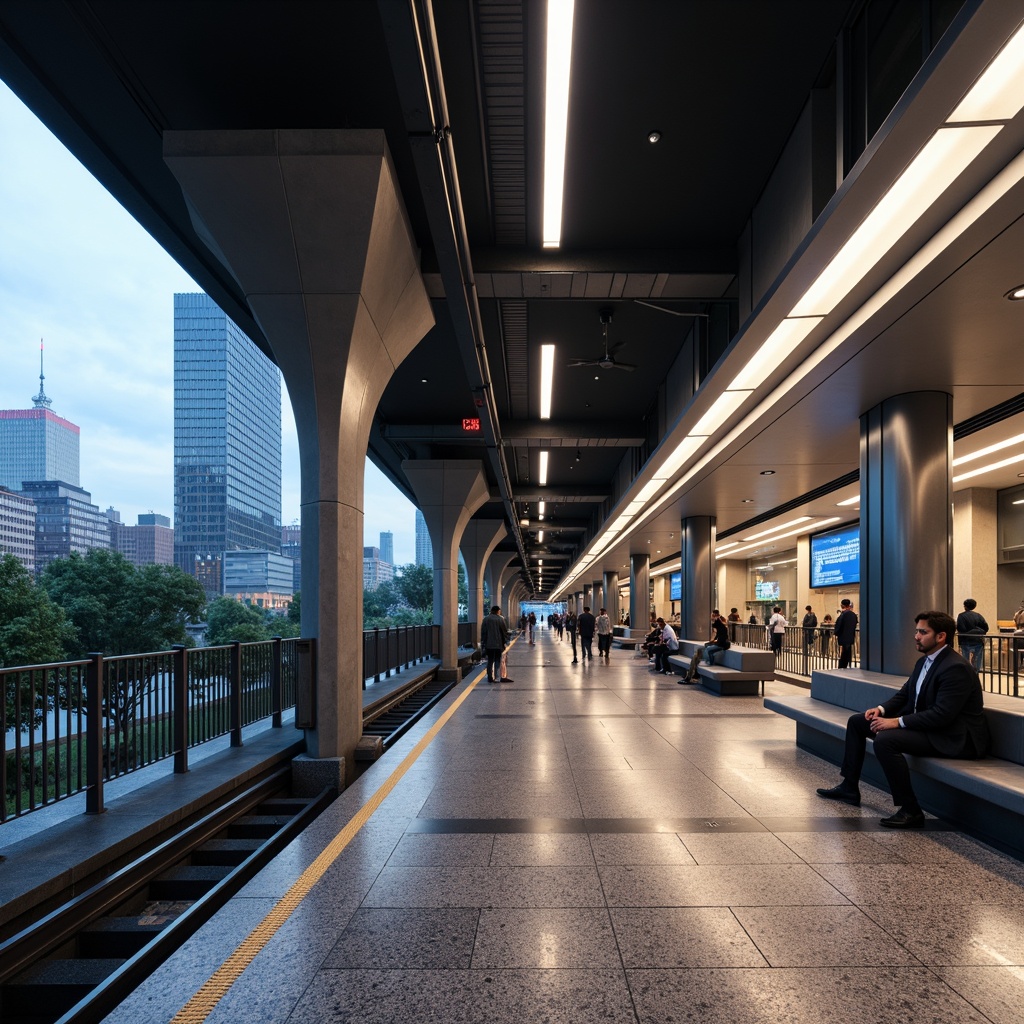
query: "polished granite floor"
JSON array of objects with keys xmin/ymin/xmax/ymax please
[{"xmin": 103, "ymin": 628, "xmax": 1024, "ymax": 1024}]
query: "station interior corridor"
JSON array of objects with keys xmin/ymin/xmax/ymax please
[{"xmin": 102, "ymin": 625, "xmax": 1024, "ymax": 1024}]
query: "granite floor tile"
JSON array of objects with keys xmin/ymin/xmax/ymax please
[
  {"xmin": 626, "ymin": 966, "xmax": 992, "ymax": 1024},
  {"xmin": 610, "ymin": 907, "xmax": 768, "ymax": 968},
  {"xmin": 775, "ymin": 830, "xmax": 910, "ymax": 864},
  {"xmin": 732, "ymin": 905, "xmax": 920, "ymax": 967},
  {"xmin": 321, "ymin": 908, "xmax": 479, "ymax": 968},
  {"xmin": 814, "ymin": 862, "xmax": 1024, "ymax": 905},
  {"xmin": 362, "ymin": 864, "xmax": 606, "ymax": 908},
  {"xmin": 934, "ymin": 966, "xmax": 1024, "ymax": 1024},
  {"xmin": 860, "ymin": 902, "xmax": 1024, "ymax": 965},
  {"xmin": 589, "ymin": 832, "xmax": 695, "ymax": 865},
  {"xmin": 598, "ymin": 863, "xmax": 850, "ymax": 907},
  {"xmin": 489, "ymin": 832, "xmax": 595, "ymax": 865},
  {"xmin": 679, "ymin": 832, "xmax": 802, "ymax": 865},
  {"xmin": 287, "ymin": 968, "xmax": 637, "ymax": 1024},
  {"xmin": 386, "ymin": 833, "xmax": 495, "ymax": 866},
  {"xmin": 472, "ymin": 908, "xmax": 620, "ymax": 967}
]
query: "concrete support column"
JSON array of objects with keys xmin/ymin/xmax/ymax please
[
  {"xmin": 404, "ymin": 460, "xmax": 491, "ymax": 676},
  {"xmin": 583, "ymin": 584, "xmax": 592, "ymax": 610},
  {"xmin": 501, "ymin": 567, "xmax": 521, "ymax": 624},
  {"xmin": 575, "ymin": 592, "xmax": 583, "ymax": 615},
  {"xmin": 164, "ymin": 129, "xmax": 433, "ymax": 783},
  {"xmin": 630, "ymin": 553, "xmax": 650, "ymax": 629},
  {"xmin": 461, "ymin": 520, "xmax": 507, "ymax": 645},
  {"xmin": 487, "ymin": 552, "xmax": 517, "ymax": 621},
  {"xmin": 861, "ymin": 392, "xmax": 952, "ymax": 675},
  {"xmin": 603, "ymin": 571, "xmax": 620, "ymax": 622},
  {"xmin": 681, "ymin": 516, "xmax": 715, "ymax": 642},
  {"xmin": 592, "ymin": 581, "xmax": 603, "ymax": 611},
  {"xmin": 953, "ymin": 489, "xmax": 997, "ymax": 623}
]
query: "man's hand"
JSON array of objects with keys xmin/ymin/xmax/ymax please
[
  {"xmin": 864, "ymin": 706, "xmax": 882, "ymax": 721},
  {"xmin": 869, "ymin": 716, "xmax": 899, "ymax": 732}
]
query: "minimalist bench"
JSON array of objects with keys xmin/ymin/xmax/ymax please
[
  {"xmin": 611, "ymin": 626, "xmax": 642, "ymax": 650},
  {"xmin": 667, "ymin": 641, "xmax": 776, "ymax": 695},
  {"xmin": 766, "ymin": 668, "xmax": 1024, "ymax": 857}
]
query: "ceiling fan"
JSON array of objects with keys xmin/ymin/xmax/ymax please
[{"xmin": 566, "ymin": 308, "xmax": 637, "ymax": 372}]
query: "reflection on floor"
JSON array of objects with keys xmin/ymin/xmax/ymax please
[{"xmin": 105, "ymin": 628, "xmax": 1024, "ymax": 1024}]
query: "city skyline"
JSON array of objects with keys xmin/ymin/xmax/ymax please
[{"xmin": 0, "ymin": 79, "xmax": 418, "ymax": 566}]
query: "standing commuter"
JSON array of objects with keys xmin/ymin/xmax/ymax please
[
  {"xmin": 481, "ymin": 605, "xmax": 509, "ymax": 684},
  {"xmin": 834, "ymin": 599, "xmax": 858, "ymax": 668},
  {"xmin": 802, "ymin": 605, "xmax": 818, "ymax": 654},
  {"xmin": 566, "ymin": 610, "xmax": 579, "ymax": 663},
  {"xmin": 956, "ymin": 598, "xmax": 989, "ymax": 672},
  {"xmin": 528, "ymin": 611, "xmax": 536, "ymax": 644},
  {"xmin": 768, "ymin": 606, "xmax": 787, "ymax": 655},
  {"xmin": 578, "ymin": 606, "xmax": 596, "ymax": 661},
  {"xmin": 596, "ymin": 607, "xmax": 613, "ymax": 659}
]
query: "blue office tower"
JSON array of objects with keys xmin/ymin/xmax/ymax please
[{"xmin": 173, "ymin": 293, "xmax": 282, "ymax": 594}]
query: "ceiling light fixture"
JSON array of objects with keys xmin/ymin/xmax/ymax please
[
  {"xmin": 540, "ymin": 343, "xmax": 556, "ymax": 418},
  {"xmin": 948, "ymin": 21, "xmax": 1024, "ymax": 122},
  {"xmin": 718, "ymin": 517, "xmax": 842, "ymax": 558},
  {"xmin": 647, "ymin": 130, "xmax": 661, "ymax": 144},
  {"xmin": 953, "ymin": 431, "xmax": 1024, "ymax": 466},
  {"xmin": 953, "ymin": 451, "xmax": 1024, "ymax": 483},
  {"xmin": 538, "ymin": 530, "xmax": 544, "ymax": 542},
  {"xmin": 760, "ymin": 469, "xmax": 776, "ymax": 476},
  {"xmin": 542, "ymin": 0, "xmax": 575, "ymax": 248},
  {"xmin": 741, "ymin": 516, "xmax": 812, "ymax": 542},
  {"xmin": 836, "ymin": 496, "xmax": 860, "ymax": 506},
  {"xmin": 538, "ymin": 450, "xmax": 549, "ymax": 486}
]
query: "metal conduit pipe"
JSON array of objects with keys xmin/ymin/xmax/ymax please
[{"xmin": 379, "ymin": 0, "xmax": 533, "ymax": 591}]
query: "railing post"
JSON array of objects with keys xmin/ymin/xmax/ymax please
[
  {"xmin": 172, "ymin": 644, "xmax": 189, "ymax": 773},
  {"xmin": 85, "ymin": 652, "xmax": 105, "ymax": 815},
  {"xmin": 385, "ymin": 627, "xmax": 392, "ymax": 678},
  {"xmin": 374, "ymin": 627, "xmax": 382, "ymax": 684},
  {"xmin": 230, "ymin": 641, "xmax": 243, "ymax": 747},
  {"xmin": 271, "ymin": 636, "xmax": 283, "ymax": 727}
]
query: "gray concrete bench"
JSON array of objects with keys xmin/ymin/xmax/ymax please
[
  {"xmin": 667, "ymin": 641, "xmax": 775, "ymax": 696},
  {"xmin": 611, "ymin": 626, "xmax": 643, "ymax": 650},
  {"xmin": 766, "ymin": 668, "xmax": 1024, "ymax": 857}
]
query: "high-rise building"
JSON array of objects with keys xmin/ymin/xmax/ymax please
[
  {"xmin": 379, "ymin": 530, "xmax": 394, "ymax": 567},
  {"xmin": 0, "ymin": 342, "xmax": 80, "ymax": 492},
  {"xmin": 281, "ymin": 523, "xmax": 302, "ymax": 593},
  {"xmin": 222, "ymin": 550, "xmax": 294, "ymax": 610},
  {"xmin": 173, "ymin": 293, "xmax": 282, "ymax": 597},
  {"xmin": 0, "ymin": 487, "xmax": 37, "ymax": 573},
  {"xmin": 363, "ymin": 545, "xmax": 394, "ymax": 590},
  {"xmin": 415, "ymin": 509, "xmax": 432, "ymax": 568},
  {"xmin": 107, "ymin": 507, "xmax": 174, "ymax": 566},
  {"xmin": 22, "ymin": 480, "xmax": 110, "ymax": 573}
]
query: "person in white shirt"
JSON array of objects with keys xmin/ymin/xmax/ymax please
[
  {"xmin": 652, "ymin": 617, "xmax": 679, "ymax": 674},
  {"xmin": 596, "ymin": 607, "xmax": 613, "ymax": 659},
  {"xmin": 768, "ymin": 606, "xmax": 787, "ymax": 656}
]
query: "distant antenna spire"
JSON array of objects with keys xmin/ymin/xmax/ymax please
[{"xmin": 32, "ymin": 338, "xmax": 52, "ymax": 409}]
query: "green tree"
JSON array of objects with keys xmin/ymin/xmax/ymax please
[
  {"xmin": 41, "ymin": 550, "xmax": 205, "ymax": 656},
  {"xmin": 457, "ymin": 562, "xmax": 468, "ymax": 621},
  {"xmin": 287, "ymin": 591, "xmax": 301, "ymax": 625},
  {"xmin": 205, "ymin": 597, "xmax": 271, "ymax": 645},
  {"xmin": 1, "ymin": 554, "xmax": 79, "ymax": 732},
  {"xmin": 395, "ymin": 563, "xmax": 433, "ymax": 612}
]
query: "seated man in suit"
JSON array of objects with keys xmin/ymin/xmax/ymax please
[{"xmin": 816, "ymin": 610, "xmax": 990, "ymax": 829}]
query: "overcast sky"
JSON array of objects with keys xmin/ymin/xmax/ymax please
[{"xmin": 0, "ymin": 81, "xmax": 418, "ymax": 565}]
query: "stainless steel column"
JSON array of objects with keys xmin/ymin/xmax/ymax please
[
  {"xmin": 603, "ymin": 571, "xmax": 620, "ymax": 623},
  {"xmin": 629, "ymin": 553, "xmax": 650, "ymax": 630},
  {"xmin": 861, "ymin": 391, "xmax": 952, "ymax": 675},
  {"xmin": 681, "ymin": 516, "xmax": 715, "ymax": 642}
]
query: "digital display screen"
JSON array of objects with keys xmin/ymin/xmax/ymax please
[
  {"xmin": 810, "ymin": 523, "xmax": 860, "ymax": 588},
  {"xmin": 462, "ymin": 417, "xmax": 481, "ymax": 432},
  {"xmin": 755, "ymin": 580, "xmax": 780, "ymax": 600},
  {"xmin": 669, "ymin": 571, "xmax": 681, "ymax": 601}
]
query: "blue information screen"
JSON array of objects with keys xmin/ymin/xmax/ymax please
[
  {"xmin": 670, "ymin": 571, "xmax": 681, "ymax": 601},
  {"xmin": 810, "ymin": 524, "xmax": 860, "ymax": 588}
]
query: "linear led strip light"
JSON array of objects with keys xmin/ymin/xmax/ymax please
[
  {"xmin": 952, "ymin": 430, "xmax": 1024, "ymax": 482},
  {"xmin": 553, "ymin": 20, "xmax": 1024, "ymax": 589},
  {"xmin": 543, "ymin": 0, "xmax": 575, "ymax": 248}
]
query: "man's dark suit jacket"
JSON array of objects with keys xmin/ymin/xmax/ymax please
[
  {"xmin": 577, "ymin": 612, "xmax": 596, "ymax": 638},
  {"xmin": 880, "ymin": 645, "xmax": 990, "ymax": 758},
  {"xmin": 834, "ymin": 609, "xmax": 858, "ymax": 646}
]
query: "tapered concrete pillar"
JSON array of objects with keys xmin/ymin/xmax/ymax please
[
  {"xmin": 630, "ymin": 553, "xmax": 650, "ymax": 629},
  {"xmin": 501, "ymin": 566, "xmax": 520, "ymax": 622},
  {"xmin": 603, "ymin": 571, "xmax": 620, "ymax": 622},
  {"xmin": 681, "ymin": 516, "xmax": 715, "ymax": 641},
  {"xmin": 165, "ymin": 129, "xmax": 433, "ymax": 783},
  {"xmin": 592, "ymin": 581, "xmax": 604, "ymax": 611},
  {"xmin": 404, "ymin": 460, "xmax": 491, "ymax": 676},
  {"xmin": 583, "ymin": 584, "xmax": 592, "ymax": 610},
  {"xmin": 575, "ymin": 592, "xmax": 583, "ymax": 615},
  {"xmin": 861, "ymin": 392, "xmax": 952, "ymax": 675},
  {"xmin": 487, "ymin": 552, "xmax": 517, "ymax": 621},
  {"xmin": 461, "ymin": 520, "xmax": 507, "ymax": 643}
]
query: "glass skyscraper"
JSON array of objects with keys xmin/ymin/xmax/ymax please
[
  {"xmin": 415, "ymin": 509, "xmax": 433, "ymax": 568},
  {"xmin": 173, "ymin": 293, "xmax": 282, "ymax": 594}
]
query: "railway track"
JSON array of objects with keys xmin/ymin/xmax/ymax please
[{"xmin": 0, "ymin": 669, "xmax": 459, "ymax": 1023}]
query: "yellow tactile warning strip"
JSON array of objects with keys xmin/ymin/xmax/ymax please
[{"xmin": 170, "ymin": 637, "xmax": 517, "ymax": 1024}]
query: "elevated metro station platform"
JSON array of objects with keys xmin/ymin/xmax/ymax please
[{"xmin": 82, "ymin": 628, "xmax": 1024, "ymax": 1024}]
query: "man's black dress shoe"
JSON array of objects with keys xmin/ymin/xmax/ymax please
[
  {"xmin": 880, "ymin": 808, "xmax": 925, "ymax": 829},
  {"xmin": 815, "ymin": 784, "xmax": 861, "ymax": 806}
]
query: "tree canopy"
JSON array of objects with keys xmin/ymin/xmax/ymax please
[
  {"xmin": 41, "ymin": 550, "xmax": 206, "ymax": 657},
  {"xmin": 0, "ymin": 554, "xmax": 78, "ymax": 669},
  {"xmin": 205, "ymin": 597, "xmax": 272, "ymax": 645}
]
